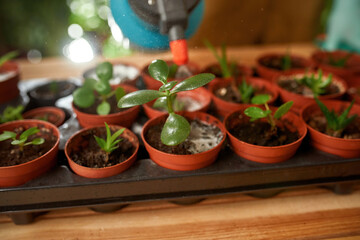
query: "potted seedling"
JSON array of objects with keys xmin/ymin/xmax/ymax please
[
  {"xmin": 28, "ymin": 79, "xmax": 77, "ymax": 107},
  {"xmin": 0, "ymin": 119, "xmax": 60, "ymax": 187},
  {"xmin": 311, "ymin": 50, "xmax": 360, "ymax": 85},
  {"xmin": 141, "ymin": 60, "xmax": 200, "ymax": 90},
  {"xmin": 203, "ymin": 39, "xmax": 253, "ymax": 87},
  {"xmin": 300, "ymin": 98, "xmax": 360, "ymax": 158},
  {"xmin": 224, "ymin": 94, "xmax": 307, "ymax": 163},
  {"xmin": 0, "ymin": 51, "xmax": 20, "ymax": 104},
  {"xmin": 118, "ymin": 59, "xmax": 226, "ymax": 171},
  {"xmin": 72, "ymin": 61, "xmax": 140, "ymax": 128},
  {"xmin": 256, "ymin": 51, "xmax": 314, "ymax": 81},
  {"xmin": 0, "ymin": 105, "xmax": 24, "ymax": 124},
  {"xmin": 275, "ymin": 69, "xmax": 347, "ymax": 113},
  {"xmin": 23, "ymin": 107, "xmax": 66, "ymax": 127},
  {"xmin": 65, "ymin": 122, "xmax": 139, "ymax": 178}
]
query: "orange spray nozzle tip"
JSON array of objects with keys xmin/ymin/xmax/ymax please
[{"xmin": 170, "ymin": 39, "xmax": 188, "ymax": 65}]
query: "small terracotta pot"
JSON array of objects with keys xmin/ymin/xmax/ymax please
[
  {"xmin": 224, "ymin": 106, "xmax": 307, "ymax": 163},
  {"xmin": 208, "ymin": 77, "xmax": 279, "ymax": 117},
  {"xmin": 23, "ymin": 107, "xmax": 66, "ymax": 127},
  {"xmin": 311, "ymin": 50, "xmax": 360, "ymax": 85},
  {"xmin": 0, "ymin": 120, "xmax": 60, "ymax": 187},
  {"xmin": 300, "ymin": 99, "xmax": 360, "ymax": 158},
  {"xmin": 141, "ymin": 61, "xmax": 200, "ymax": 90},
  {"xmin": 347, "ymin": 75, "xmax": 360, "ymax": 105},
  {"xmin": 65, "ymin": 125, "xmax": 139, "ymax": 178},
  {"xmin": 256, "ymin": 53, "xmax": 314, "ymax": 81},
  {"xmin": 141, "ymin": 111, "xmax": 226, "ymax": 171},
  {"xmin": 203, "ymin": 63, "xmax": 253, "ymax": 88},
  {"xmin": 0, "ymin": 61, "xmax": 20, "ymax": 104},
  {"xmin": 274, "ymin": 70, "xmax": 348, "ymax": 114},
  {"xmin": 143, "ymin": 87, "xmax": 212, "ymax": 119},
  {"xmin": 83, "ymin": 61, "xmax": 140, "ymax": 87},
  {"xmin": 72, "ymin": 84, "xmax": 140, "ymax": 128}
]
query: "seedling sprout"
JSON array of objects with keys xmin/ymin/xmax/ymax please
[{"xmin": 0, "ymin": 127, "xmax": 44, "ymax": 152}]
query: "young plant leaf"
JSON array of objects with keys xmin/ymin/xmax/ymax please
[
  {"xmin": 170, "ymin": 73, "xmax": 215, "ymax": 94},
  {"xmin": 244, "ymin": 107, "xmax": 271, "ymax": 122},
  {"xmin": 148, "ymin": 60, "xmax": 169, "ymax": 84},
  {"xmin": 161, "ymin": 113, "xmax": 190, "ymax": 146},
  {"xmin": 274, "ymin": 101, "xmax": 293, "ymax": 119},
  {"xmin": 152, "ymin": 96, "xmax": 168, "ymax": 109},
  {"xmin": 159, "ymin": 81, "xmax": 177, "ymax": 92},
  {"xmin": 11, "ymin": 138, "xmax": 26, "ymax": 145},
  {"xmin": 168, "ymin": 64, "xmax": 178, "ymax": 78},
  {"xmin": 94, "ymin": 81, "xmax": 111, "ymax": 95},
  {"xmin": 20, "ymin": 127, "xmax": 40, "ymax": 139},
  {"xmin": 97, "ymin": 101, "xmax": 111, "ymax": 115},
  {"xmin": 0, "ymin": 131, "xmax": 17, "ymax": 141},
  {"xmin": 73, "ymin": 87, "xmax": 95, "ymax": 108},
  {"xmin": 115, "ymin": 87, "xmax": 126, "ymax": 102},
  {"xmin": 118, "ymin": 90, "xmax": 162, "ymax": 108},
  {"xmin": 0, "ymin": 51, "xmax": 19, "ymax": 67},
  {"xmin": 94, "ymin": 135, "xmax": 106, "ymax": 149},
  {"xmin": 96, "ymin": 62, "xmax": 113, "ymax": 82},
  {"xmin": 30, "ymin": 138, "xmax": 45, "ymax": 145},
  {"xmin": 251, "ymin": 94, "xmax": 271, "ymax": 105},
  {"xmin": 83, "ymin": 78, "xmax": 97, "ymax": 90}
]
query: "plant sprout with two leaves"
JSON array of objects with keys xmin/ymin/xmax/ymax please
[
  {"xmin": 73, "ymin": 62, "xmax": 125, "ymax": 115},
  {"xmin": 244, "ymin": 94, "xmax": 293, "ymax": 131},
  {"xmin": 94, "ymin": 122, "xmax": 124, "ymax": 163},
  {"xmin": 0, "ymin": 127, "xmax": 44, "ymax": 152},
  {"xmin": 314, "ymin": 97, "xmax": 357, "ymax": 138},
  {"xmin": 237, "ymin": 79, "xmax": 255, "ymax": 104},
  {"xmin": 118, "ymin": 59, "xmax": 215, "ymax": 146},
  {"xmin": 0, "ymin": 51, "xmax": 18, "ymax": 68},
  {"xmin": 0, "ymin": 105, "xmax": 24, "ymax": 123},
  {"xmin": 296, "ymin": 69, "xmax": 332, "ymax": 96}
]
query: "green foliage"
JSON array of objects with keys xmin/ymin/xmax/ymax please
[
  {"xmin": 0, "ymin": 105, "xmax": 24, "ymax": 124},
  {"xmin": 118, "ymin": 59, "xmax": 215, "ymax": 146},
  {"xmin": 73, "ymin": 61, "xmax": 125, "ymax": 115},
  {"xmin": 328, "ymin": 52, "xmax": 352, "ymax": 67},
  {"xmin": 168, "ymin": 64, "xmax": 179, "ymax": 78},
  {"xmin": 296, "ymin": 69, "xmax": 332, "ymax": 96},
  {"xmin": 282, "ymin": 53, "xmax": 291, "ymax": 70},
  {"xmin": 244, "ymin": 94, "xmax": 293, "ymax": 130},
  {"xmin": 238, "ymin": 80, "xmax": 254, "ymax": 104},
  {"xmin": 153, "ymin": 94, "xmax": 185, "ymax": 112},
  {"xmin": 0, "ymin": 51, "xmax": 19, "ymax": 68},
  {"xmin": 0, "ymin": 127, "xmax": 44, "ymax": 151},
  {"xmin": 204, "ymin": 39, "xmax": 232, "ymax": 78},
  {"xmin": 315, "ymin": 98, "xmax": 357, "ymax": 135},
  {"xmin": 94, "ymin": 122, "xmax": 124, "ymax": 160}
]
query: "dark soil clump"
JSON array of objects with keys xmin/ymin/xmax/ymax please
[
  {"xmin": 69, "ymin": 128, "xmax": 135, "ymax": 168},
  {"xmin": 0, "ymin": 126, "xmax": 57, "ymax": 167}
]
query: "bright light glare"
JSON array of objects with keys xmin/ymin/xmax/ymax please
[{"xmin": 64, "ymin": 38, "xmax": 94, "ymax": 63}]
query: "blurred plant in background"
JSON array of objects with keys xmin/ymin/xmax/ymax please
[{"xmin": 0, "ymin": 0, "xmax": 132, "ymax": 63}]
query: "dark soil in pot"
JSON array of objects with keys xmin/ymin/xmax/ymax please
[
  {"xmin": 145, "ymin": 119, "xmax": 223, "ymax": 155},
  {"xmin": 75, "ymin": 95, "xmax": 126, "ymax": 115},
  {"xmin": 0, "ymin": 126, "xmax": 57, "ymax": 167},
  {"xmin": 278, "ymin": 77, "xmax": 340, "ymax": 96},
  {"xmin": 69, "ymin": 128, "xmax": 136, "ymax": 168},
  {"xmin": 214, "ymin": 84, "xmax": 269, "ymax": 103},
  {"xmin": 307, "ymin": 114, "xmax": 360, "ymax": 139},
  {"xmin": 259, "ymin": 56, "xmax": 306, "ymax": 70},
  {"xmin": 227, "ymin": 113, "xmax": 299, "ymax": 146}
]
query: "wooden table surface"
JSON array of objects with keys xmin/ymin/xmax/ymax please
[{"xmin": 1, "ymin": 43, "xmax": 360, "ymax": 240}]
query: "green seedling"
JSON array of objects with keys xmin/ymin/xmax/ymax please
[
  {"xmin": 328, "ymin": 52, "xmax": 352, "ymax": 67},
  {"xmin": 94, "ymin": 122, "xmax": 124, "ymax": 163},
  {"xmin": 296, "ymin": 69, "xmax": 332, "ymax": 96},
  {"xmin": 244, "ymin": 94, "xmax": 293, "ymax": 131},
  {"xmin": 118, "ymin": 59, "xmax": 215, "ymax": 146},
  {"xmin": 0, "ymin": 105, "xmax": 24, "ymax": 123},
  {"xmin": 0, "ymin": 51, "xmax": 19, "ymax": 68},
  {"xmin": 0, "ymin": 127, "xmax": 44, "ymax": 152},
  {"xmin": 73, "ymin": 62, "xmax": 126, "ymax": 115},
  {"xmin": 315, "ymin": 97, "xmax": 357, "ymax": 137},
  {"xmin": 238, "ymin": 79, "xmax": 254, "ymax": 104},
  {"xmin": 282, "ymin": 52, "xmax": 292, "ymax": 70},
  {"xmin": 152, "ymin": 94, "xmax": 185, "ymax": 112}
]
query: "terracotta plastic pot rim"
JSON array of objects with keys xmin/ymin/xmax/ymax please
[
  {"xmin": 22, "ymin": 107, "xmax": 66, "ymax": 127},
  {"xmin": 72, "ymin": 102, "xmax": 139, "ymax": 118},
  {"xmin": 0, "ymin": 119, "xmax": 60, "ymax": 170},
  {"xmin": 224, "ymin": 109, "xmax": 307, "ymax": 149},
  {"xmin": 141, "ymin": 112, "xmax": 227, "ymax": 158},
  {"xmin": 64, "ymin": 124, "xmax": 139, "ymax": 171}
]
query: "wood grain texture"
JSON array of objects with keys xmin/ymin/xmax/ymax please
[{"xmin": 1, "ymin": 43, "xmax": 360, "ymax": 240}]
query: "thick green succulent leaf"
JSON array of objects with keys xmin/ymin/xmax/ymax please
[
  {"xmin": 244, "ymin": 107, "xmax": 271, "ymax": 121},
  {"xmin": 168, "ymin": 64, "xmax": 179, "ymax": 78},
  {"xmin": 11, "ymin": 138, "xmax": 26, "ymax": 145},
  {"xmin": 97, "ymin": 101, "xmax": 111, "ymax": 115},
  {"xmin": 83, "ymin": 78, "xmax": 97, "ymax": 90},
  {"xmin": 73, "ymin": 87, "xmax": 95, "ymax": 108},
  {"xmin": 94, "ymin": 135, "xmax": 106, "ymax": 150},
  {"xmin": 118, "ymin": 90, "xmax": 162, "ymax": 108},
  {"xmin": 274, "ymin": 101, "xmax": 293, "ymax": 119},
  {"xmin": 94, "ymin": 81, "xmax": 111, "ymax": 95},
  {"xmin": 115, "ymin": 87, "xmax": 126, "ymax": 101},
  {"xmin": 159, "ymin": 81, "xmax": 178, "ymax": 92},
  {"xmin": 0, "ymin": 131, "xmax": 16, "ymax": 141},
  {"xmin": 30, "ymin": 138, "xmax": 45, "ymax": 145},
  {"xmin": 152, "ymin": 96, "xmax": 167, "ymax": 109},
  {"xmin": 20, "ymin": 127, "xmax": 40, "ymax": 140},
  {"xmin": 251, "ymin": 94, "xmax": 271, "ymax": 105},
  {"xmin": 161, "ymin": 113, "xmax": 190, "ymax": 146},
  {"xmin": 110, "ymin": 128, "xmax": 124, "ymax": 144},
  {"xmin": 96, "ymin": 62, "xmax": 113, "ymax": 82},
  {"xmin": 170, "ymin": 73, "xmax": 215, "ymax": 94},
  {"xmin": 148, "ymin": 60, "xmax": 169, "ymax": 84}
]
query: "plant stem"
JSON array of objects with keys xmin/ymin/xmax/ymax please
[
  {"xmin": 265, "ymin": 102, "xmax": 276, "ymax": 131},
  {"xmin": 166, "ymin": 91, "xmax": 174, "ymax": 113},
  {"xmin": 104, "ymin": 152, "xmax": 109, "ymax": 163}
]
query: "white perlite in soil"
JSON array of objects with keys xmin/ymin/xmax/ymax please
[
  {"xmin": 0, "ymin": 71, "xmax": 16, "ymax": 82},
  {"xmin": 186, "ymin": 120, "xmax": 223, "ymax": 154}
]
